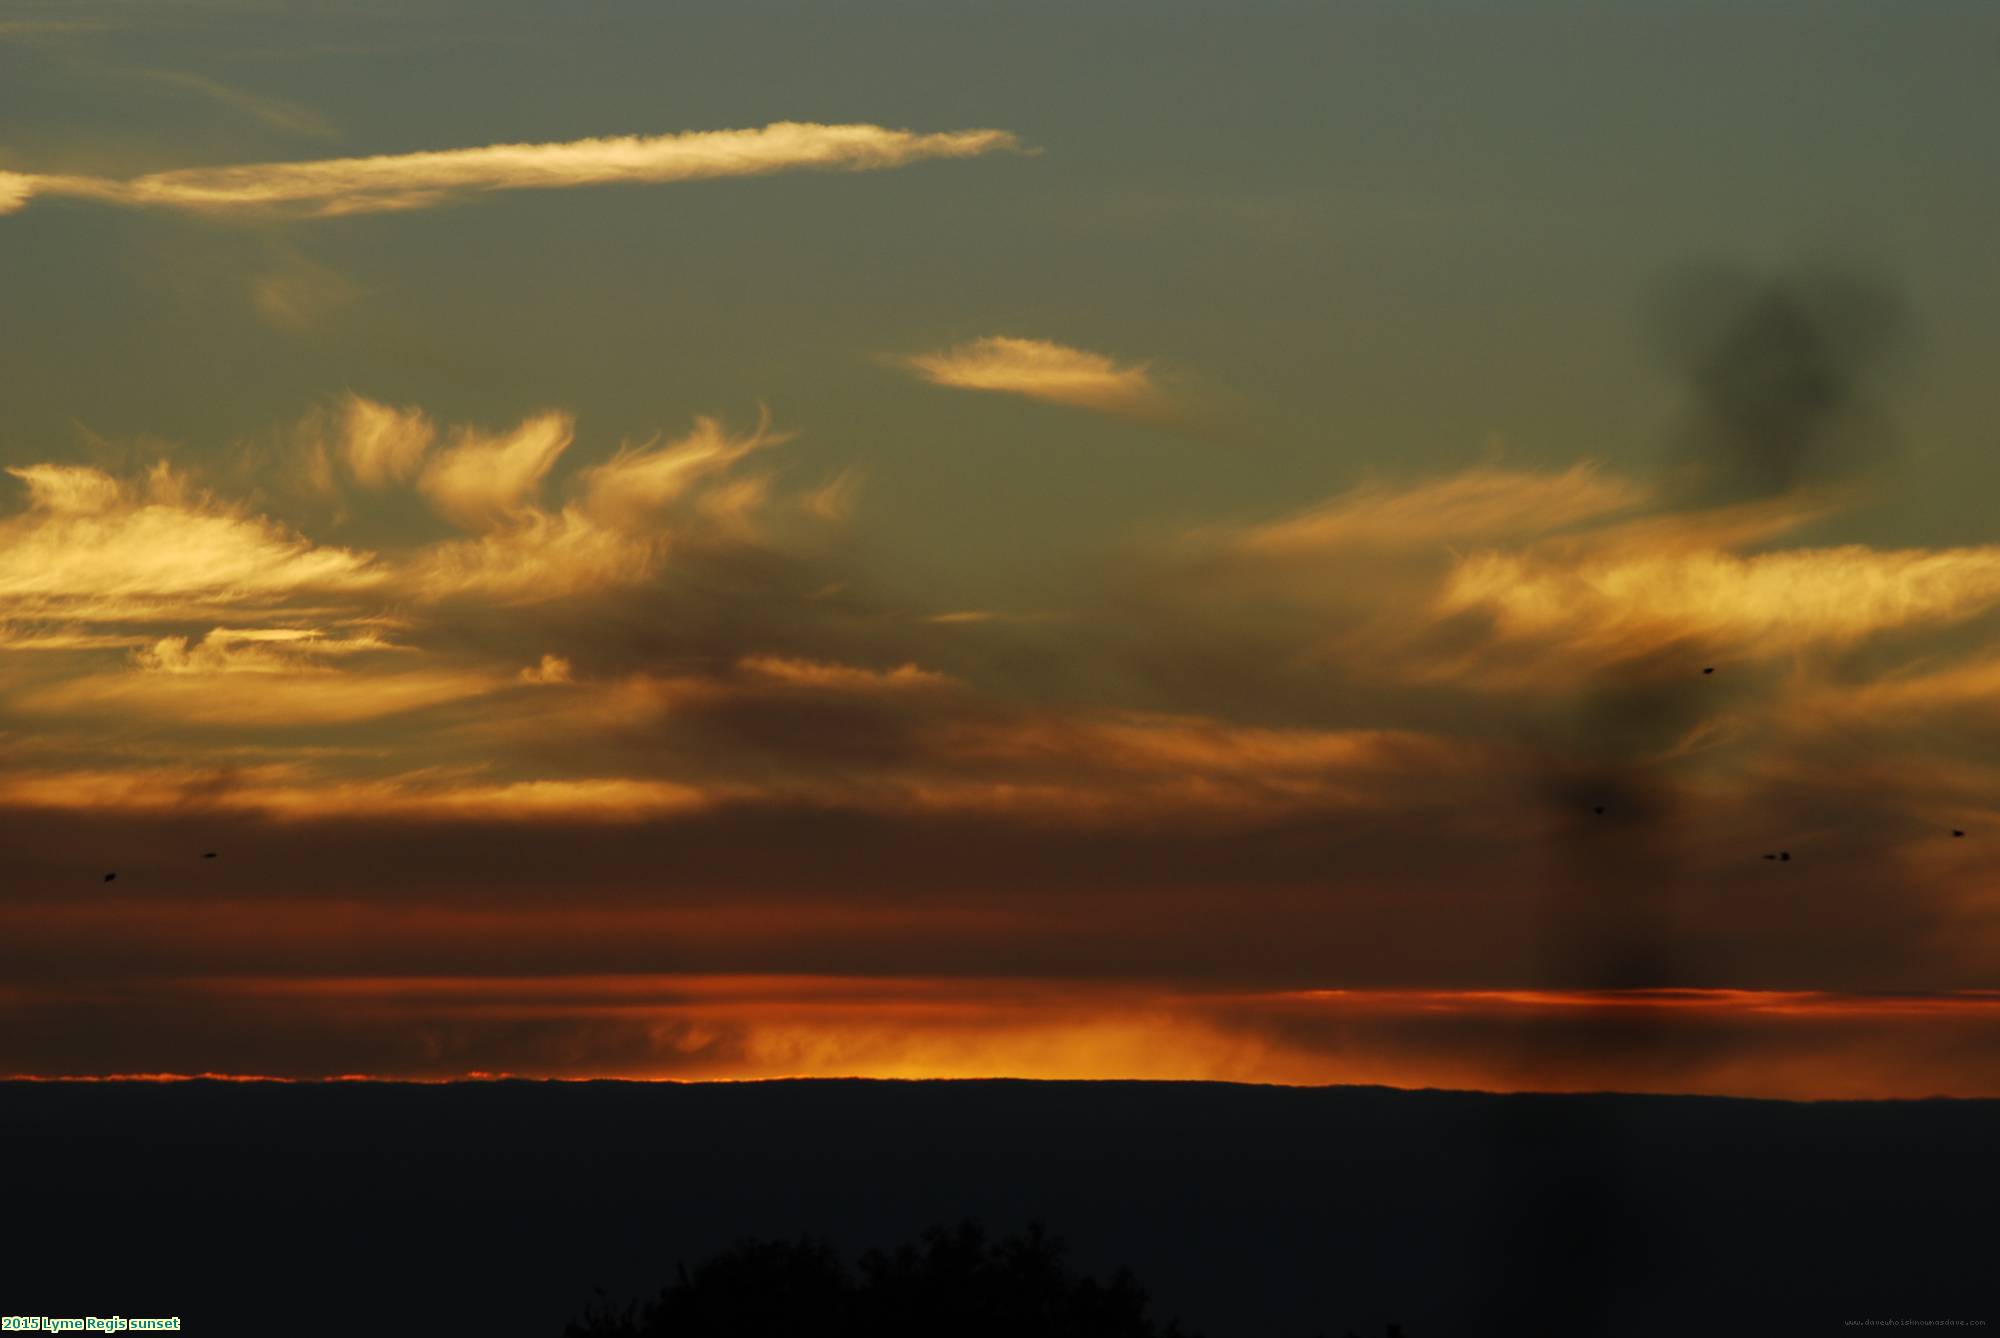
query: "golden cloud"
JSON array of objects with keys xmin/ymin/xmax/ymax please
[
  {"xmin": 25, "ymin": 660, "xmax": 496, "ymax": 726},
  {"xmin": 0, "ymin": 463, "xmax": 380, "ymax": 622},
  {"xmin": 1439, "ymin": 542, "xmax": 2000, "ymax": 662},
  {"xmin": 0, "ymin": 766, "xmax": 719, "ymax": 820},
  {"xmin": 405, "ymin": 410, "xmax": 828, "ymax": 602},
  {"xmin": 737, "ymin": 655, "xmax": 956, "ymax": 693},
  {"xmin": 336, "ymin": 395, "xmax": 436, "ymax": 488},
  {"xmin": 131, "ymin": 627, "xmax": 403, "ymax": 674},
  {"xmin": 1230, "ymin": 463, "xmax": 1646, "ymax": 554},
  {"xmin": 0, "ymin": 624, "xmax": 149, "ymax": 651},
  {"xmin": 2, "ymin": 402, "xmax": 838, "ymax": 627},
  {"xmin": 520, "ymin": 654, "xmax": 575, "ymax": 686},
  {"xmin": 576, "ymin": 413, "xmax": 788, "ymax": 530},
  {"xmin": 418, "ymin": 411, "xmax": 574, "ymax": 531},
  {"xmin": 0, "ymin": 122, "xmax": 1024, "ymax": 218},
  {"xmin": 899, "ymin": 336, "xmax": 1171, "ymax": 421},
  {"xmin": 404, "ymin": 507, "xmax": 647, "ymax": 602}
]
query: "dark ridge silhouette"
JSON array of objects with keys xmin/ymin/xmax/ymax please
[
  {"xmin": 8, "ymin": 1078, "xmax": 1993, "ymax": 1336},
  {"xmin": 566, "ymin": 1220, "xmax": 1215, "ymax": 1338}
]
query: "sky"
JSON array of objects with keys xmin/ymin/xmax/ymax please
[{"xmin": 3, "ymin": 0, "xmax": 1998, "ymax": 1097}]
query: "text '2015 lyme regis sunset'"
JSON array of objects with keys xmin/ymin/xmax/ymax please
[{"xmin": 3, "ymin": 4, "xmax": 1997, "ymax": 1334}]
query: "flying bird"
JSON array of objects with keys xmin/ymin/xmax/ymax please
[
  {"xmin": 1952, "ymin": 830, "xmax": 1965, "ymax": 838},
  {"xmin": 1592, "ymin": 805, "xmax": 1605, "ymax": 816},
  {"xmin": 1762, "ymin": 853, "xmax": 1777, "ymax": 860},
  {"xmin": 203, "ymin": 852, "xmax": 218, "ymax": 859},
  {"xmin": 1780, "ymin": 851, "xmax": 1791, "ymax": 861},
  {"xmin": 1703, "ymin": 666, "xmax": 1715, "ymax": 674},
  {"xmin": 103, "ymin": 872, "xmax": 116, "ymax": 882}
]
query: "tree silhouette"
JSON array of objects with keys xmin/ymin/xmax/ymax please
[{"xmin": 566, "ymin": 1220, "xmax": 1205, "ymax": 1338}]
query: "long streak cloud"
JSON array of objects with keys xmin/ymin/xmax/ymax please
[{"xmin": 0, "ymin": 122, "xmax": 1025, "ymax": 219}]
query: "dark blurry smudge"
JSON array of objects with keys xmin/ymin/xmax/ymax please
[
  {"xmin": 1513, "ymin": 263, "xmax": 1907, "ymax": 1330},
  {"xmin": 1655, "ymin": 265, "xmax": 1906, "ymax": 507}
]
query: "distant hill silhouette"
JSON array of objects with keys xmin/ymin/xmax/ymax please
[
  {"xmin": 6, "ymin": 1078, "xmax": 1991, "ymax": 1336},
  {"xmin": 566, "ymin": 1219, "xmax": 1212, "ymax": 1338}
]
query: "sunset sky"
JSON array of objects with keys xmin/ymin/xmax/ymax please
[{"xmin": 4, "ymin": 0, "xmax": 1998, "ymax": 1098}]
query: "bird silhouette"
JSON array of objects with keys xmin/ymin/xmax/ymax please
[
  {"xmin": 203, "ymin": 852, "xmax": 218, "ymax": 859},
  {"xmin": 1592, "ymin": 805, "xmax": 1606, "ymax": 816},
  {"xmin": 103, "ymin": 872, "xmax": 116, "ymax": 882},
  {"xmin": 1703, "ymin": 666, "xmax": 1715, "ymax": 674},
  {"xmin": 1762, "ymin": 853, "xmax": 1777, "ymax": 860},
  {"xmin": 1952, "ymin": 830, "xmax": 1965, "ymax": 838},
  {"xmin": 1780, "ymin": 851, "xmax": 1791, "ymax": 861}
]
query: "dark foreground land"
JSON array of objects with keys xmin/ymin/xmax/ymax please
[{"xmin": 3, "ymin": 1079, "xmax": 1993, "ymax": 1336}]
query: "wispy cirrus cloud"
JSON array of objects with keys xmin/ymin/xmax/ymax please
[
  {"xmin": 14, "ymin": 625, "xmax": 490, "ymax": 727},
  {"xmin": 737, "ymin": 655, "xmax": 955, "ymax": 694},
  {"xmin": 0, "ymin": 766, "xmax": 718, "ymax": 821},
  {"xmin": 417, "ymin": 412, "xmax": 575, "ymax": 531},
  {"xmin": 332, "ymin": 393, "xmax": 434, "ymax": 489},
  {"xmin": 249, "ymin": 249, "xmax": 359, "ymax": 332},
  {"xmin": 0, "ymin": 121, "xmax": 1026, "ymax": 219},
  {"xmin": 405, "ymin": 408, "xmax": 823, "ymax": 602},
  {"xmin": 0, "ymin": 18, "xmax": 113, "ymax": 41},
  {"xmin": 1436, "ymin": 540, "xmax": 2000, "ymax": 666},
  {"xmin": 0, "ymin": 396, "xmax": 859, "ymax": 769},
  {"xmin": 23, "ymin": 662, "xmax": 499, "ymax": 727},
  {"xmin": 898, "ymin": 336, "xmax": 1174, "ymax": 423},
  {"xmin": 131, "ymin": 627, "xmax": 402, "ymax": 673},
  {"xmin": 0, "ymin": 462, "xmax": 380, "ymax": 623},
  {"xmin": 1227, "ymin": 463, "xmax": 1647, "ymax": 555},
  {"xmin": 139, "ymin": 69, "xmax": 340, "ymax": 141}
]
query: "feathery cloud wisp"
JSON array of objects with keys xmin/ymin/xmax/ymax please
[
  {"xmin": 140, "ymin": 70, "xmax": 341, "ymax": 141},
  {"xmin": 418, "ymin": 413, "xmax": 574, "ymax": 531},
  {"xmin": 336, "ymin": 395, "xmax": 435, "ymax": 488},
  {"xmin": 0, "ymin": 121, "xmax": 1025, "ymax": 219},
  {"xmin": 1230, "ymin": 464, "xmax": 1647, "ymax": 554},
  {"xmin": 0, "ymin": 463, "xmax": 380, "ymax": 622},
  {"xmin": 1437, "ymin": 542, "xmax": 2000, "ymax": 662},
  {"xmin": 900, "ymin": 336, "xmax": 1172, "ymax": 422}
]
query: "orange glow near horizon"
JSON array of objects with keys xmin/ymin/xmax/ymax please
[{"xmin": 8, "ymin": 980, "xmax": 2000, "ymax": 1099}]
